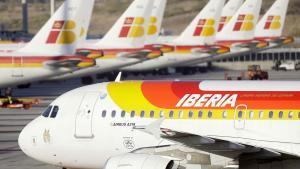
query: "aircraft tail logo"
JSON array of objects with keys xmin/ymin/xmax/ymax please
[
  {"xmin": 119, "ymin": 17, "xmax": 145, "ymax": 38},
  {"xmin": 193, "ymin": 19, "xmax": 215, "ymax": 37},
  {"xmin": 46, "ymin": 20, "xmax": 77, "ymax": 44},
  {"xmin": 264, "ymin": 15, "xmax": 281, "ymax": 30},
  {"xmin": 147, "ymin": 16, "xmax": 158, "ymax": 35},
  {"xmin": 233, "ymin": 14, "xmax": 254, "ymax": 32},
  {"xmin": 218, "ymin": 16, "xmax": 232, "ymax": 32}
]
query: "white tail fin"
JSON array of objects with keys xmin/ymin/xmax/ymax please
[
  {"xmin": 172, "ymin": 0, "xmax": 226, "ymax": 45},
  {"xmin": 145, "ymin": 0, "xmax": 167, "ymax": 45},
  {"xmin": 218, "ymin": 0, "xmax": 244, "ymax": 32},
  {"xmin": 78, "ymin": 0, "xmax": 95, "ymax": 44},
  {"xmin": 217, "ymin": 0, "xmax": 262, "ymax": 41},
  {"xmin": 18, "ymin": 0, "xmax": 92, "ymax": 55},
  {"xmin": 96, "ymin": 0, "xmax": 155, "ymax": 48},
  {"xmin": 255, "ymin": 0, "xmax": 289, "ymax": 38}
]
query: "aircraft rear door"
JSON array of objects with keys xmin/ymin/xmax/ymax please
[
  {"xmin": 234, "ymin": 104, "xmax": 247, "ymax": 129},
  {"xmin": 75, "ymin": 92, "xmax": 99, "ymax": 138}
]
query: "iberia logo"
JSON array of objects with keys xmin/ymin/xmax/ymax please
[
  {"xmin": 264, "ymin": 15, "xmax": 281, "ymax": 30},
  {"xmin": 119, "ymin": 17, "xmax": 145, "ymax": 38},
  {"xmin": 218, "ymin": 16, "xmax": 232, "ymax": 32},
  {"xmin": 147, "ymin": 16, "xmax": 158, "ymax": 35},
  {"xmin": 193, "ymin": 19, "xmax": 215, "ymax": 37},
  {"xmin": 233, "ymin": 14, "xmax": 254, "ymax": 32},
  {"xmin": 46, "ymin": 20, "xmax": 77, "ymax": 44}
]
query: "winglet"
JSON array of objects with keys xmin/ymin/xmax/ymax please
[{"xmin": 115, "ymin": 72, "xmax": 122, "ymax": 82}]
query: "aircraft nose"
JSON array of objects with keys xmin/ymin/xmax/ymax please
[{"xmin": 18, "ymin": 124, "xmax": 31, "ymax": 155}]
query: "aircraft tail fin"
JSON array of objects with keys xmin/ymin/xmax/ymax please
[
  {"xmin": 173, "ymin": 0, "xmax": 226, "ymax": 46},
  {"xmin": 18, "ymin": 0, "xmax": 94, "ymax": 55},
  {"xmin": 96, "ymin": 0, "xmax": 155, "ymax": 48},
  {"xmin": 146, "ymin": 0, "xmax": 167, "ymax": 45},
  {"xmin": 217, "ymin": 0, "xmax": 262, "ymax": 41},
  {"xmin": 255, "ymin": 0, "xmax": 289, "ymax": 38},
  {"xmin": 218, "ymin": 0, "xmax": 244, "ymax": 32}
]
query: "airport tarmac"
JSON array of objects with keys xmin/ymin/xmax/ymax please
[{"xmin": 1, "ymin": 70, "xmax": 300, "ymax": 169}]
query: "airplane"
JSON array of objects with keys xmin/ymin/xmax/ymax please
[
  {"xmin": 254, "ymin": 0, "xmax": 293, "ymax": 49},
  {"xmin": 217, "ymin": 0, "xmax": 244, "ymax": 32},
  {"xmin": 186, "ymin": 0, "xmax": 293, "ymax": 67},
  {"xmin": 19, "ymin": 80, "xmax": 300, "ymax": 169},
  {"xmin": 121, "ymin": 0, "xmax": 230, "ymax": 72},
  {"xmin": 48, "ymin": 0, "xmax": 174, "ymax": 83},
  {"xmin": 0, "ymin": 0, "xmax": 95, "ymax": 89}
]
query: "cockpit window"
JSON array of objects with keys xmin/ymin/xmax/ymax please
[
  {"xmin": 42, "ymin": 106, "xmax": 52, "ymax": 117},
  {"xmin": 50, "ymin": 106, "xmax": 59, "ymax": 118}
]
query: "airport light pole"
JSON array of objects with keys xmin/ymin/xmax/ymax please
[{"xmin": 21, "ymin": 0, "xmax": 28, "ymax": 33}]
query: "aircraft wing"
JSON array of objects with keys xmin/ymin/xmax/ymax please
[
  {"xmin": 134, "ymin": 120, "xmax": 294, "ymax": 161},
  {"xmin": 117, "ymin": 50, "xmax": 162, "ymax": 60},
  {"xmin": 44, "ymin": 57, "xmax": 95, "ymax": 69},
  {"xmin": 45, "ymin": 59, "xmax": 82, "ymax": 68}
]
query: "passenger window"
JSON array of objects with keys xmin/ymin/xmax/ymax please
[
  {"xmin": 288, "ymin": 111, "xmax": 293, "ymax": 119},
  {"xmin": 249, "ymin": 111, "xmax": 254, "ymax": 119},
  {"xmin": 238, "ymin": 111, "xmax": 243, "ymax": 118},
  {"xmin": 269, "ymin": 111, "xmax": 274, "ymax": 119},
  {"xmin": 140, "ymin": 111, "xmax": 145, "ymax": 118},
  {"xmin": 102, "ymin": 110, "xmax": 107, "ymax": 118},
  {"xmin": 150, "ymin": 111, "xmax": 155, "ymax": 118},
  {"xmin": 42, "ymin": 106, "xmax": 52, "ymax": 118},
  {"xmin": 130, "ymin": 111, "xmax": 135, "ymax": 118},
  {"xmin": 279, "ymin": 111, "xmax": 283, "ymax": 119},
  {"xmin": 188, "ymin": 110, "xmax": 193, "ymax": 118},
  {"xmin": 208, "ymin": 111, "xmax": 213, "ymax": 118},
  {"xmin": 178, "ymin": 110, "xmax": 183, "ymax": 118},
  {"xmin": 169, "ymin": 111, "xmax": 174, "ymax": 118},
  {"xmin": 259, "ymin": 111, "xmax": 264, "ymax": 119},
  {"xmin": 111, "ymin": 110, "xmax": 116, "ymax": 118},
  {"xmin": 222, "ymin": 111, "xmax": 228, "ymax": 118},
  {"xmin": 198, "ymin": 111, "xmax": 203, "ymax": 118},
  {"xmin": 121, "ymin": 110, "xmax": 126, "ymax": 118},
  {"xmin": 50, "ymin": 106, "xmax": 59, "ymax": 118},
  {"xmin": 160, "ymin": 111, "xmax": 164, "ymax": 118}
]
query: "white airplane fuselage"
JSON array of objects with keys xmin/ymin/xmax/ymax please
[{"xmin": 19, "ymin": 81, "xmax": 300, "ymax": 169}]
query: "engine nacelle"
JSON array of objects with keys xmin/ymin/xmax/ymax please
[{"xmin": 104, "ymin": 153, "xmax": 176, "ymax": 169}]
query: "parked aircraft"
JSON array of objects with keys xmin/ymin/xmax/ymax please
[
  {"xmin": 50, "ymin": 0, "xmax": 174, "ymax": 82},
  {"xmin": 0, "ymin": 0, "xmax": 95, "ymax": 89},
  {"xmin": 254, "ymin": 0, "xmax": 293, "ymax": 49},
  {"xmin": 19, "ymin": 80, "xmax": 300, "ymax": 169},
  {"xmin": 121, "ymin": 0, "xmax": 230, "ymax": 72}
]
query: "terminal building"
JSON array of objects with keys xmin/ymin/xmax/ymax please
[{"xmin": 213, "ymin": 48, "xmax": 300, "ymax": 70}]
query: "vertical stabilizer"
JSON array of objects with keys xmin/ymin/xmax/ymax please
[
  {"xmin": 217, "ymin": 0, "xmax": 262, "ymax": 41},
  {"xmin": 218, "ymin": 0, "xmax": 244, "ymax": 32},
  {"xmin": 96, "ymin": 0, "xmax": 155, "ymax": 48},
  {"xmin": 18, "ymin": 0, "xmax": 90, "ymax": 55},
  {"xmin": 255, "ymin": 0, "xmax": 289, "ymax": 38},
  {"xmin": 172, "ymin": 0, "xmax": 226, "ymax": 46},
  {"xmin": 146, "ymin": 0, "xmax": 167, "ymax": 45}
]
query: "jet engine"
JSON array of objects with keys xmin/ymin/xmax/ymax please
[{"xmin": 104, "ymin": 153, "xmax": 177, "ymax": 169}]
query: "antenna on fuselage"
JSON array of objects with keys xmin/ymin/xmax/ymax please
[{"xmin": 115, "ymin": 72, "xmax": 122, "ymax": 82}]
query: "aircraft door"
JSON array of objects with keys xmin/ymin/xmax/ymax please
[
  {"xmin": 11, "ymin": 56, "xmax": 23, "ymax": 77},
  {"xmin": 234, "ymin": 104, "xmax": 247, "ymax": 129},
  {"xmin": 75, "ymin": 92, "xmax": 99, "ymax": 138}
]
